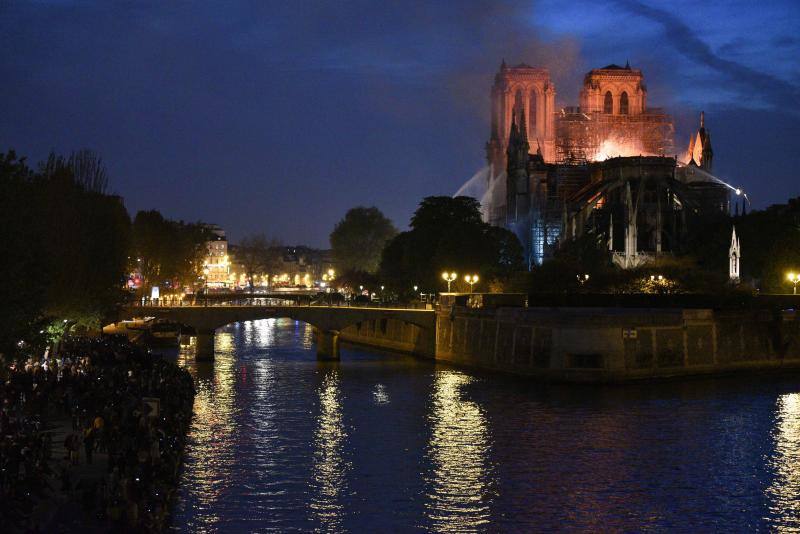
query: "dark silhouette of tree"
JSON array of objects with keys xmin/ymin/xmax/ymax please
[
  {"xmin": 379, "ymin": 196, "xmax": 523, "ymax": 295},
  {"xmin": 235, "ymin": 234, "xmax": 283, "ymax": 290},
  {"xmin": 41, "ymin": 149, "xmax": 109, "ymax": 194},
  {"xmin": 330, "ymin": 207, "xmax": 397, "ymax": 273},
  {"xmin": 0, "ymin": 149, "xmax": 130, "ymax": 356},
  {"xmin": 132, "ymin": 211, "xmax": 210, "ymax": 293}
]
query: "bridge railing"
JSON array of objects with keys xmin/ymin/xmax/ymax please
[{"xmin": 129, "ymin": 297, "xmax": 433, "ymax": 311}]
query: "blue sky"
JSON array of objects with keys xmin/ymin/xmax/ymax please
[{"xmin": 1, "ymin": 0, "xmax": 798, "ymax": 247}]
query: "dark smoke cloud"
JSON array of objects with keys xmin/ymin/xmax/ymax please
[{"xmin": 615, "ymin": 0, "xmax": 800, "ymax": 114}]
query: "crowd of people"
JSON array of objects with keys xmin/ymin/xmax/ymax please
[{"xmin": 0, "ymin": 336, "xmax": 195, "ymax": 532}]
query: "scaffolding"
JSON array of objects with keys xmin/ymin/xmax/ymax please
[{"xmin": 555, "ymin": 108, "xmax": 675, "ymax": 163}]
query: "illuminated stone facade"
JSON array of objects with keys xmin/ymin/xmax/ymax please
[
  {"xmin": 487, "ymin": 62, "xmax": 674, "ymax": 172},
  {"xmin": 203, "ymin": 225, "xmax": 230, "ymax": 288}
]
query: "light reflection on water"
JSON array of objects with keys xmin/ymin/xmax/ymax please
[
  {"xmin": 424, "ymin": 370, "xmax": 493, "ymax": 532},
  {"xmin": 170, "ymin": 319, "xmax": 800, "ymax": 531},
  {"xmin": 309, "ymin": 367, "xmax": 350, "ymax": 531},
  {"xmin": 768, "ymin": 393, "xmax": 800, "ymax": 529}
]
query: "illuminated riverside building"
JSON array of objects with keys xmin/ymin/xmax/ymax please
[
  {"xmin": 486, "ymin": 61, "xmax": 731, "ymax": 268},
  {"xmin": 224, "ymin": 245, "xmax": 336, "ymax": 291},
  {"xmin": 203, "ymin": 225, "xmax": 230, "ymax": 289}
]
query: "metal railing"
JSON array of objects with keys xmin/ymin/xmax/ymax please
[{"xmin": 129, "ymin": 297, "xmax": 434, "ymax": 311}]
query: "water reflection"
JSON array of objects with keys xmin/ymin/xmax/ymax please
[
  {"xmin": 168, "ymin": 320, "xmax": 800, "ymax": 531},
  {"xmin": 768, "ymin": 393, "xmax": 800, "ymax": 529},
  {"xmin": 176, "ymin": 331, "xmax": 238, "ymax": 532},
  {"xmin": 309, "ymin": 366, "xmax": 350, "ymax": 531},
  {"xmin": 424, "ymin": 369, "xmax": 494, "ymax": 531}
]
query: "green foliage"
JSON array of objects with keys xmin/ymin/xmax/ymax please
[
  {"xmin": 0, "ymin": 149, "xmax": 131, "ymax": 356},
  {"xmin": 522, "ymin": 233, "xmax": 736, "ymax": 295},
  {"xmin": 132, "ymin": 211, "xmax": 210, "ymax": 292},
  {"xmin": 379, "ymin": 196, "xmax": 523, "ymax": 295},
  {"xmin": 734, "ymin": 200, "xmax": 800, "ymax": 293},
  {"xmin": 330, "ymin": 207, "xmax": 397, "ymax": 273}
]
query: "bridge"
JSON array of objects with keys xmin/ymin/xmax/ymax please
[{"xmin": 119, "ymin": 304, "xmax": 437, "ymax": 360}]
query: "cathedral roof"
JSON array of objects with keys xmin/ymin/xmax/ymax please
[{"xmin": 600, "ymin": 63, "xmax": 631, "ymax": 70}]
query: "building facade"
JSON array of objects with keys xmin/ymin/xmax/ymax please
[{"xmin": 203, "ymin": 225, "xmax": 230, "ymax": 289}]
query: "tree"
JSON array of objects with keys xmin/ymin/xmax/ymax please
[
  {"xmin": 379, "ymin": 196, "xmax": 523, "ymax": 296},
  {"xmin": 0, "ymin": 149, "xmax": 131, "ymax": 355},
  {"xmin": 330, "ymin": 207, "xmax": 397, "ymax": 273},
  {"xmin": 235, "ymin": 234, "xmax": 283, "ymax": 290},
  {"xmin": 132, "ymin": 211, "xmax": 209, "ymax": 293}
]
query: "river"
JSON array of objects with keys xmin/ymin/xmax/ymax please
[{"xmin": 170, "ymin": 318, "xmax": 800, "ymax": 531}]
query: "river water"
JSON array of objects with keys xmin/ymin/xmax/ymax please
[{"xmin": 170, "ymin": 318, "xmax": 800, "ymax": 532}]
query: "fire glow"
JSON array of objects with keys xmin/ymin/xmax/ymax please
[{"xmin": 591, "ymin": 137, "xmax": 650, "ymax": 161}]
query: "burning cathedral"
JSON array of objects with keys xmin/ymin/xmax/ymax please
[{"xmin": 483, "ymin": 61, "xmax": 731, "ymax": 268}]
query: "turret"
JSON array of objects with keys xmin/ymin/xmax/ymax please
[
  {"xmin": 687, "ymin": 111, "xmax": 713, "ymax": 172},
  {"xmin": 729, "ymin": 226, "xmax": 741, "ymax": 282}
]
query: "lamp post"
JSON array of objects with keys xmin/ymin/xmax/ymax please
[
  {"xmin": 464, "ymin": 274, "xmax": 479, "ymax": 293},
  {"xmin": 577, "ymin": 274, "xmax": 590, "ymax": 285},
  {"xmin": 442, "ymin": 272, "xmax": 457, "ymax": 292},
  {"xmin": 788, "ymin": 272, "xmax": 799, "ymax": 295}
]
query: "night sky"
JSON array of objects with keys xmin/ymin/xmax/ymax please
[{"xmin": 2, "ymin": 1, "xmax": 798, "ymax": 248}]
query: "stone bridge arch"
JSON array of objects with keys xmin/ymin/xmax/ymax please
[{"xmin": 120, "ymin": 305, "xmax": 436, "ymax": 360}]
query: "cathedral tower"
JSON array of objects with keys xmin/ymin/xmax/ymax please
[
  {"xmin": 579, "ymin": 63, "xmax": 646, "ymax": 115},
  {"xmin": 486, "ymin": 61, "xmax": 556, "ymax": 178}
]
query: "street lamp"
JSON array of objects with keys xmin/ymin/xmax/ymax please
[
  {"xmin": 442, "ymin": 271, "xmax": 457, "ymax": 292},
  {"xmin": 464, "ymin": 274, "xmax": 479, "ymax": 293},
  {"xmin": 788, "ymin": 272, "xmax": 799, "ymax": 295},
  {"xmin": 577, "ymin": 274, "xmax": 590, "ymax": 285}
]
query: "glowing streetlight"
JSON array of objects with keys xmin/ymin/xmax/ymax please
[
  {"xmin": 788, "ymin": 272, "xmax": 799, "ymax": 295},
  {"xmin": 464, "ymin": 274, "xmax": 479, "ymax": 293},
  {"xmin": 577, "ymin": 274, "xmax": 590, "ymax": 285},
  {"xmin": 442, "ymin": 271, "xmax": 457, "ymax": 292},
  {"xmin": 327, "ymin": 268, "xmax": 335, "ymax": 279}
]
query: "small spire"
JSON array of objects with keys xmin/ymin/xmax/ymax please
[
  {"xmin": 625, "ymin": 59, "xmax": 630, "ymax": 69},
  {"xmin": 700, "ymin": 111, "xmax": 705, "ymax": 129},
  {"xmin": 501, "ymin": 58, "xmax": 507, "ymax": 70}
]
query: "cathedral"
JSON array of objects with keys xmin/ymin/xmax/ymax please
[{"xmin": 485, "ymin": 61, "xmax": 730, "ymax": 268}]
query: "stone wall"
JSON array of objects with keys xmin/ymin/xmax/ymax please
[
  {"xmin": 435, "ymin": 307, "xmax": 800, "ymax": 382},
  {"xmin": 334, "ymin": 306, "xmax": 800, "ymax": 382},
  {"xmin": 339, "ymin": 318, "xmax": 435, "ymax": 358}
]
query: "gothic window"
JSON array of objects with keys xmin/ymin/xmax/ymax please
[
  {"xmin": 528, "ymin": 91, "xmax": 537, "ymax": 133},
  {"xmin": 620, "ymin": 91, "xmax": 629, "ymax": 115},
  {"xmin": 603, "ymin": 91, "xmax": 613, "ymax": 114}
]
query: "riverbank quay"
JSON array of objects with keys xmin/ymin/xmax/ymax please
[
  {"xmin": 1, "ymin": 337, "xmax": 195, "ymax": 532},
  {"xmin": 341, "ymin": 294, "xmax": 800, "ymax": 383}
]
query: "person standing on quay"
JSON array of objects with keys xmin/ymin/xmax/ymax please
[{"xmin": 84, "ymin": 422, "xmax": 95, "ymax": 464}]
